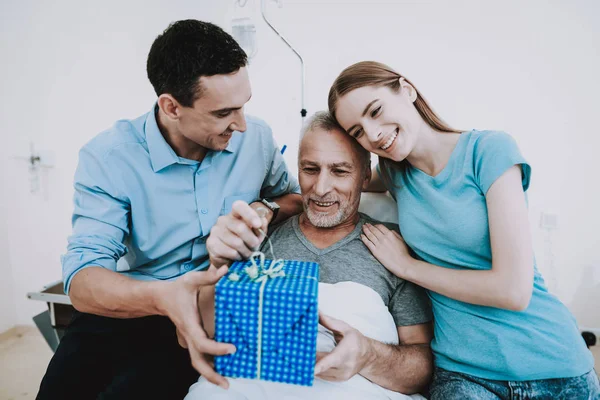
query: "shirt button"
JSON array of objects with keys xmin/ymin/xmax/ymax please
[
  {"xmin": 201, "ymin": 208, "xmax": 208, "ymax": 214},
  {"xmin": 183, "ymin": 263, "xmax": 193, "ymax": 271}
]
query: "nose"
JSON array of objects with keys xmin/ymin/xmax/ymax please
[
  {"xmin": 314, "ymin": 171, "xmax": 332, "ymax": 197},
  {"xmin": 363, "ymin": 120, "xmax": 382, "ymax": 144},
  {"xmin": 229, "ymin": 110, "xmax": 247, "ymax": 132}
]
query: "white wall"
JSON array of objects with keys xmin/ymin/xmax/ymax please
[
  {"xmin": 0, "ymin": 204, "xmax": 17, "ymax": 333},
  {"xmin": 0, "ymin": 0, "xmax": 598, "ymax": 329},
  {"xmin": 0, "ymin": 0, "xmax": 231, "ymax": 328}
]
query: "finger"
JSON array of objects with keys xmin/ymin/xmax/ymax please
[
  {"xmin": 188, "ymin": 344, "xmax": 230, "ymax": 389},
  {"xmin": 316, "ymin": 372, "xmax": 346, "ymax": 382},
  {"xmin": 218, "ymin": 228, "xmax": 255, "ymax": 259},
  {"xmin": 319, "ymin": 312, "xmax": 350, "ymax": 333},
  {"xmin": 361, "ymin": 234, "xmax": 376, "ymax": 252},
  {"xmin": 371, "ymin": 224, "xmax": 390, "ymax": 235},
  {"xmin": 231, "ymin": 200, "xmax": 262, "ymax": 229},
  {"xmin": 362, "ymin": 224, "xmax": 380, "ymax": 245},
  {"xmin": 314, "ymin": 349, "xmax": 344, "ymax": 375},
  {"xmin": 176, "ymin": 328, "xmax": 188, "ymax": 349},
  {"xmin": 182, "ymin": 266, "xmax": 229, "ymax": 288},
  {"xmin": 227, "ymin": 218, "xmax": 262, "ymax": 251},
  {"xmin": 188, "ymin": 330, "xmax": 236, "ymax": 356},
  {"xmin": 392, "ymin": 230, "xmax": 407, "ymax": 244},
  {"xmin": 208, "ymin": 234, "xmax": 244, "ymax": 262},
  {"xmin": 209, "ymin": 256, "xmax": 233, "ymax": 269},
  {"xmin": 315, "ymin": 351, "xmax": 329, "ymax": 363}
]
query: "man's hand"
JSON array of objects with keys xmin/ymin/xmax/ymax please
[
  {"xmin": 154, "ymin": 265, "xmax": 235, "ymax": 389},
  {"xmin": 207, "ymin": 200, "xmax": 270, "ymax": 267},
  {"xmin": 314, "ymin": 313, "xmax": 373, "ymax": 382}
]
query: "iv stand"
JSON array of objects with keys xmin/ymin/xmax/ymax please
[{"xmin": 260, "ymin": 0, "xmax": 307, "ymax": 122}]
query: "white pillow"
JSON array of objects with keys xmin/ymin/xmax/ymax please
[{"xmin": 358, "ymin": 192, "xmax": 398, "ymax": 224}]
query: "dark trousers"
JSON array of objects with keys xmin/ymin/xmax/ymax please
[{"xmin": 37, "ymin": 311, "xmax": 199, "ymax": 400}]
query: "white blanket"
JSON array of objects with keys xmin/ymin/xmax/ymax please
[{"xmin": 185, "ymin": 281, "xmax": 425, "ymax": 400}]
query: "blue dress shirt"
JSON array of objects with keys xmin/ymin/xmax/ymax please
[{"xmin": 62, "ymin": 106, "xmax": 300, "ymax": 294}]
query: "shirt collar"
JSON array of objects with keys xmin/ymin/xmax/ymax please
[{"xmin": 145, "ymin": 105, "xmax": 179, "ymax": 173}]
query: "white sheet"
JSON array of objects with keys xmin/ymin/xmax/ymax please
[{"xmin": 185, "ymin": 281, "xmax": 425, "ymax": 400}]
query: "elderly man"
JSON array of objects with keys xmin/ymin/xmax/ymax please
[{"xmin": 188, "ymin": 111, "xmax": 433, "ymax": 399}]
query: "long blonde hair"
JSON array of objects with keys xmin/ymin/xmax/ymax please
[{"xmin": 328, "ymin": 61, "xmax": 461, "ymax": 187}]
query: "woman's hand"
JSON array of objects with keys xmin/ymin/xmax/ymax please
[{"xmin": 361, "ymin": 223, "xmax": 414, "ymax": 278}]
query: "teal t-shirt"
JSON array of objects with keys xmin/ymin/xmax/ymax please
[{"xmin": 381, "ymin": 130, "xmax": 593, "ymax": 381}]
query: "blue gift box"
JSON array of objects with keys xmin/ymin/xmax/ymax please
[{"xmin": 214, "ymin": 255, "xmax": 319, "ymax": 386}]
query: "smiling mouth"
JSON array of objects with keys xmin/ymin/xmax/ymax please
[
  {"xmin": 380, "ymin": 128, "xmax": 399, "ymax": 151},
  {"xmin": 311, "ymin": 200, "xmax": 337, "ymax": 208}
]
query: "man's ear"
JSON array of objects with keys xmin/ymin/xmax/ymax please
[
  {"xmin": 399, "ymin": 77, "xmax": 418, "ymax": 103},
  {"xmin": 157, "ymin": 94, "xmax": 182, "ymax": 120}
]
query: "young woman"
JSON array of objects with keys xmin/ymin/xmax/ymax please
[{"xmin": 328, "ymin": 61, "xmax": 599, "ymax": 399}]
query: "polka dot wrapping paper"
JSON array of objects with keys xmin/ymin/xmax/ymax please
[{"xmin": 214, "ymin": 259, "xmax": 320, "ymax": 386}]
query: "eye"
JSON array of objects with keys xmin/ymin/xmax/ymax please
[
  {"xmin": 352, "ymin": 128, "xmax": 363, "ymax": 139},
  {"xmin": 333, "ymin": 169, "xmax": 350, "ymax": 175},
  {"xmin": 215, "ymin": 111, "xmax": 232, "ymax": 118},
  {"xmin": 302, "ymin": 167, "xmax": 319, "ymax": 174},
  {"xmin": 370, "ymin": 106, "xmax": 381, "ymax": 118}
]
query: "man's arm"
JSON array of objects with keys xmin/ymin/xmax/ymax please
[
  {"xmin": 359, "ymin": 324, "xmax": 433, "ymax": 393},
  {"xmin": 70, "ymin": 267, "xmax": 161, "ymax": 318},
  {"xmin": 64, "ymin": 146, "xmax": 234, "ymax": 388},
  {"xmin": 315, "ymin": 314, "xmax": 433, "ymax": 394}
]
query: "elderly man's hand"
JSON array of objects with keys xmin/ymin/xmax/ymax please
[
  {"xmin": 314, "ymin": 313, "xmax": 374, "ymax": 382},
  {"xmin": 155, "ymin": 265, "xmax": 235, "ymax": 389},
  {"xmin": 206, "ymin": 200, "xmax": 270, "ymax": 267}
]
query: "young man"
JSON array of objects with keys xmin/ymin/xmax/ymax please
[{"xmin": 37, "ymin": 20, "xmax": 301, "ymax": 400}]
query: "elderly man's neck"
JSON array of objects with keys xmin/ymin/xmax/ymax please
[{"xmin": 298, "ymin": 212, "xmax": 361, "ymax": 249}]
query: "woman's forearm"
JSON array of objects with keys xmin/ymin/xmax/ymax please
[{"xmin": 401, "ymin": 258, "xmax": 532, "ymax": 311}]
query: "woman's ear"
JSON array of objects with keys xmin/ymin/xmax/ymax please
[{"xmin": 399, "ymin": 77, "xmax": 418, "ymax": 103}]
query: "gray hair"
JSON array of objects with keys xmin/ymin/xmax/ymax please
[
  {"xmin": 300, "ymin": 111, "xmax": 371, "ymax": 173},
  {"xmin": 300, "ymin": 111, "xmax": 342, "ymax": 139}
]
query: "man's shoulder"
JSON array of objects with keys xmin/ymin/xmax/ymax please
[
  {"xmin": 81, "ymin": 113, "xmax": 147, "ymax": 160},
  {"xmin": 242, "ymin": 115, "xmax": 277, "ymax": 145},
  {"xmin": 245, "ymin": 114, "xmax": 271, "ymax": 132},
  {"xmin": 359, "ymin": 213, "xmax": 399, "ymax": 233}
]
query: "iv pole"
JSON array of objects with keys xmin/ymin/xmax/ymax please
[{"xmin": 260, "ymin": 0, "xmax": 307, "ymax": 122}]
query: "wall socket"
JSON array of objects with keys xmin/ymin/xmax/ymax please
[{"xmin": 539, "ymin": 212, "xmax": 558, "ymax": 230}]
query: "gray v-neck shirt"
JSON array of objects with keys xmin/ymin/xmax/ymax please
[{"xmin": 261, "ymin": 213, "xmax": 432, "ymax": 327}]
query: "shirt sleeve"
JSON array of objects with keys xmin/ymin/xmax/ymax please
[
  {"xmin": 473, "ymin": 131, "xmax": 531, "ymax": 195},
  {"xmin": 259, "ymin": 123, "xmax": 301, "ymax": 199},
  {"xmin": 389, "ymin": 279, "xmax": 433, "ymax": 327},
  {"xmin": 61, "ymin": 146, "xmax": 129, "ymax": 294}
]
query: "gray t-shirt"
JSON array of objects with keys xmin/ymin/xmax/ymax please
[{"xmin": 261, "ymin": 213, "xmax": 432, "ymax": 327}]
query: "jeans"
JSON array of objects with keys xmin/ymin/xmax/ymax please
[{"xmin": 430, "ymin": 367, "xmax": 600, "ymax": 400}]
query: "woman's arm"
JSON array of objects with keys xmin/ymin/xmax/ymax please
[{"xmin": 362, "ymin": 165, "xmax": 534, "ymax": 311}]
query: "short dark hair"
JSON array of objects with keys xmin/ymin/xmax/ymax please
[{"xmin": 146, "ymin": 19, "xmax": 248, "ymax": 107}]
